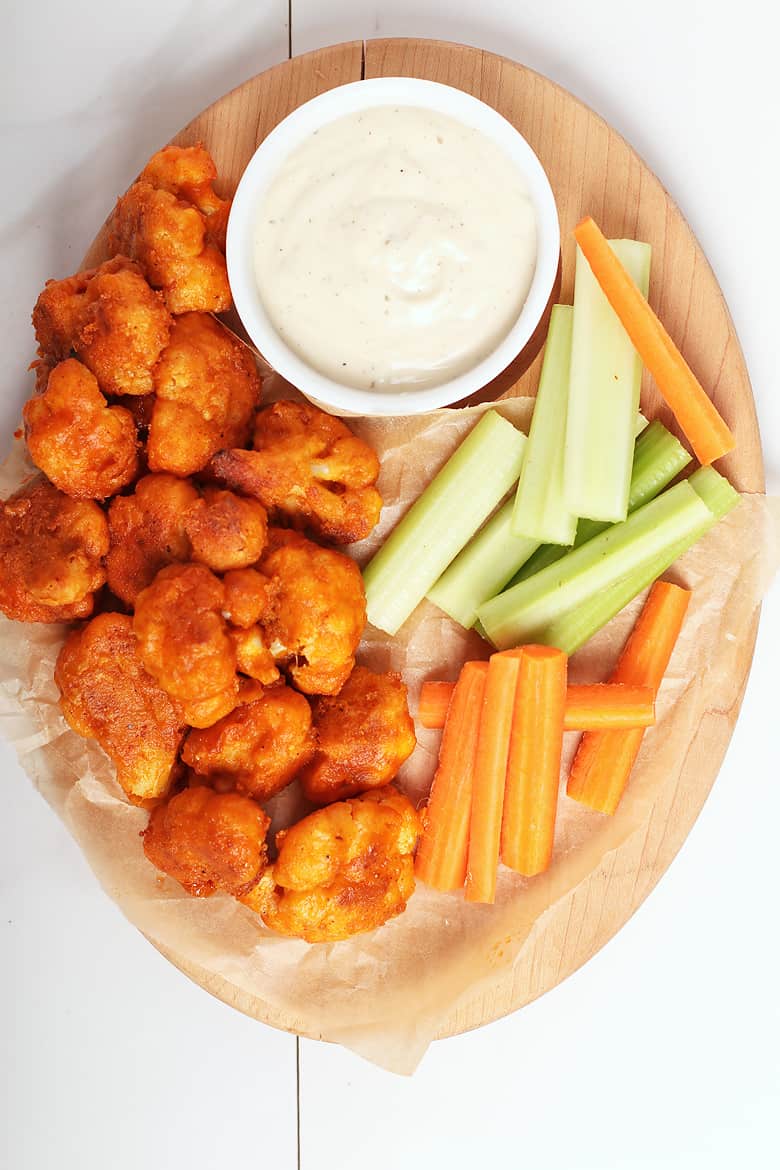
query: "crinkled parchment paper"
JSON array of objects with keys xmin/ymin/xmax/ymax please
[{"xmin": 2, "ymin": 398, "xmax": 778, "ymax": 1075}]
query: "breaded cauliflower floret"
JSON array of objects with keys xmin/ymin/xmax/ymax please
[
  {"xmin": 24, "ymin": 359, "xmax": 139, "ymax": 500},
  {"xmin": 300, "ymin": 667, "xmax": 416, "ymax": 803},
  {"xmin": 106, "ymin": 473, "xmax": 199, "ymax": 606},
  {"xmin": 133, "ymin": 563, "xmax": 239, "ymax": 728},
  {"xmin": 229, "ymin": 626, "xmax": 280, "ymax": 686},
  {"xmin": 222, "ymin": 568, "xmax": 272, "ymax": 629},
  {"xmin": 108, "ymin": 144, "xmax": 231, "ymax": 314},
  {"xmin": 242, "ymin": 787, "xmax": 421, "ymax": 942},
  {"xmin": 184, "ymin": 488, "xmax": 267, "ymax": 573},
  {"xmin": 182, "ymin": 681, "xmax": 315, "ymax": 802},
  {"xmin": 221, "ymin": 569, "xmax": 280, "ymax": 685},
  {"xmin": 140, "ymin": 144, "xmax": 228, "ymax": 219},
  {"xmin": 55, "ymin": 613, "xmax": 185, "ymax": 803},
  {"xmin": 148, "ymin": 313, "xmax": 260, "ymax": 477},
  {"xmin": 210, "ymin": 400, "xmax": 382, "ymax": 544},
  {"xmin": 257, "ymin": 528, "xmax": 366, "ymax": 695},
  {"xmin": 143, "ymin": 785, "xmax": 269, "ymax": 898},
  {"xmin": 0, "ymin": 476, "xmax": 108, "ymax": 623},
  {"xmin": 32, "ymin": 256, "xmax": 171, "ymax": 397}
]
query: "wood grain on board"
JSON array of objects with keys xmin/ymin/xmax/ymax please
[{"xmin": 80, "ymin": 39, "xmax": 764, "ymax": 1043}]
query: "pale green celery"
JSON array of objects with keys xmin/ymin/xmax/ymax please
[
  {"xmin": 542, "ymin": 534, "xmax": 705, "ymax": 655},
  {"xmin": 426, "ymin": 411, "xmax": 659, "ymax": 632},
  {"xmin": 508, "ymin": 421, "xmax": 691, "ymax": 585},
  {"xmin": 427, "ymin": 498, "xmax": 539, "ymax": 628},
  {"xmin": 363, "ymin": 412, "xmax": 527, "ymax": 635},
  {"xmin": 511, "ymin": 305, "xmax": 577, "ymax": 544},
  {"xmin": 543, "ymin": 470, "xmax": 740, "ymax": 653},
  {"xmin": 477, "ymin": 481, "xmax": 712, "ymax": 650},
  {"xmin": 564, "ymin": 239, "xmax": 652, "ymax": 522},
  {"xmin": 687, "ymin": 465, "xmax": 741, "ymax": 518},
  {"xmin": 473, "ymin": 618, "xmax": 490, "ymax": 642}
]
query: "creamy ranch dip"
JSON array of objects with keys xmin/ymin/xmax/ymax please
[{"xmin": 254, "ymin": 106, "xmax": 538, "ymax": 392}]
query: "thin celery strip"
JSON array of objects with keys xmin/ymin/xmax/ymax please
[
  {"xmin": 477, "ymin": 480, "xmax": 712, "ymax": 650},
  {"xmin": 363, "ymin": 411, "xmax": 527, "ymax": 635},
  {"xmin": 508, "ymin": 421, "xmax": 691, "ymax": 585},
  {"xmin": 687, "ymin": 465, "xmax": 741, "ymax": 518},
  {"xmin": 564, "ymin": 239, "xmax": 652, "ymax": 522},
  {"xmin": 427, "ymin": 413, "xmax": 660, "ymax": 630},
  {"xmin": 543, "ymin": 470, "xmax": 739, "ymax": 653},
  {"xmin": 511, "ymin": 305, "xmax": 577, "ymax": 544},
  {"xmin": 427, "ymin": 499, "xmax": 539, "ymax": 628}
]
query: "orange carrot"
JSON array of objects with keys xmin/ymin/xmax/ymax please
[
  {"xmin": 415, "ymin": 661, "xmax": 489, "ymax": 890},
  {"xmin": 567, "ymin": 580, "xmax": 691, "ymax": 814},
  {"xmin": 417, "ymin": 680, "xmax": 454, "ymax": 728},
  {"xmin": 574, "ymin": 216, "xmax": 735, "ymax": 466},
  {"xmin": 564, "ymin": 684, "xmax": 655, "ymax": 730},
  {"xmin": 501, "ymin": 645, "xmax": 568, "ymax": 876},
  {"xmin": 418, "ymin": 679, "xmax": 654, "ymax": 731},
  {"xmin": 465, "ymin": 654, "xmax": 521, "ymax": 903}
]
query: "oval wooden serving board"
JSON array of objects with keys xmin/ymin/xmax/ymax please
[{"xmin": 83, "ymin": 39, "xmax": 764, "ymax": 1043}]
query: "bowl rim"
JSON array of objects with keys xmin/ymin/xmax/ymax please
[{"xmin": 226, "ymin": 76, "xmax": 560, "ymax": 415}]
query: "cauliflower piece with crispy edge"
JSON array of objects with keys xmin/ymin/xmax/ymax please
[{"xmin": 210, "ymin": 400, "xmax": 382, "ymax": 544}]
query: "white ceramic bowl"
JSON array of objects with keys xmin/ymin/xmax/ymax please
[{"xmin": 227, "ymin": 77, "xmax": 560, "ymax": 415}]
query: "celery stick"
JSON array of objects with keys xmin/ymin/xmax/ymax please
[
  {"xmin": 510, "ymin": 420, "xmax": 690, "ymax": 583},
  {"xmin": 477, "ymin": 481, "xmax": 712, "ymax": 650},
  {"xmin": 511, "ymin": 305, "xmax": 577, "ymax": 544},
  {"xmin": 564, "ymin": 239, "xmax": 652, "ymax": 522},
  {"xmin": 427, "ymin": 499, "xmax": 540, "ymax": 628},
  {"xmin": 509, "ymin": 421, "xmax": 691, "ymax": 585},
  {"xmin": 427, "ymin": 414, "xmax": 659, "ymax": 631},
  {"xmin": 363, "ymin": 412, "xmax": 527, "ymax": 635},
  {"xmin": 544, "ymin": 472, "xmax": 740, "ymax": 653},
  {"xmin": 542, "ymin": 535, "xmax": 703, "ymax": 654},
  {"xmin": 688, "ymin": 465, "xmax": 741, "ymax": 518}
]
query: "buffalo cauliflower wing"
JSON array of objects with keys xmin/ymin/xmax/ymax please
[
  {"xmin": 184, "ymin": 488, "xmax": 267, "ymax": 573},
  {"xmin": 55, "ymin": 613, "xmax": 185, "ymax": 803},
  {"xmin": 257, "ymin": 528, "xmax": 366, "ymax": 695},
  {"xmin": 0, "ymin": 476, "xmax": 108, "ymax": 622},
  {"xmin": 299, "ymin": 667, "xmax": 416, "ymax": 803},
  {"xmin": 106, "ymin": 473, "xmax": 199, "ymax": 606},
  {"xmin": 229, "ymin": 626, "xmax": 280, "ymax": 687},
  {"xmin": 182, "ymin": 680, "xmax": 315, "ymax": 802},
  {"xmin": 143, "ymin": 785, "xmax": 269, "ymax": 898},
  {"xmin": 109, "ymin": 144, "xmax": 231, "ymax": 314},
  {"xmin": 24, "ymin": 359, "xmax": 139, "ymax": 500},
  {"xmin": 222, "ymin": 568, "xmax": 272, "ymax": 629},
  {"xmin": 242, "ymin": 787, "xmax": 420, "ymax": 942},
  {"xmin": 32, "ymin": 256, "xmax": 171, "ymax": 397},
  {"xmin": 148, "ymin": 312, "xmax": 260, "ymax": 477},
  {"xmin": 133, "ymin": 562, "xmax": 239, "ymax": 728},
  {"xmin": 210, "ymin": 400, "xmax": 382, "ymax": 544}
]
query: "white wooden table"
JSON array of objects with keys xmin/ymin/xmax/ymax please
[{"xmin": 2, "ymin": 4, "xmax": 778, "ymax": 1166}]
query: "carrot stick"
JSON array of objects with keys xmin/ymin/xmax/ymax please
[
  {"xmin": 418, "ymin": 679, "xmax": 654, "ymax": 731},
  {"xmin": 574, "ymin": 216, "xmax": 736, "ymax": 466},
  {"xmin": 465, "ymin": 654, "xmax": 521, "ymax": 903},
  {"xmin": 564, "ymin": 684, "xmax": 655, "ymax": 729},
  {"xmin": 415, "ymin": 661, "xmax": 489, "ymax": 890},
  {"xmin": 567, "ymin": 580, "xmax": 691, "ymax": 814},
  {"xmin": 501, "ymin": 645, "xmax": 568, "ymax": 876},
  {"xmin": 417, "ymin": 680, "xmax": 454, "ymax": 729}
]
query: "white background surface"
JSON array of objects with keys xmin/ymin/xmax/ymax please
[{"xmin": 1, "ymin": 3, "xmax": 778, "ymax": 1167}]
